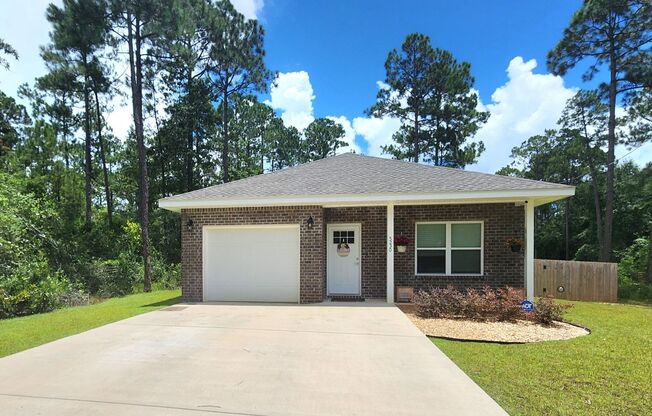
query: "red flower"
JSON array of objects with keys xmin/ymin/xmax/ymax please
[{"xmin": 395, "ymin": 235, "xmax": 410, "ymax": 246}]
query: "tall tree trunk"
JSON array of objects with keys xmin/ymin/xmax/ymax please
[
  {"xmin": 413, "ymin": 111, "xmax": 419, "ymax": 162},
  {"xmin": 156, "ymin": 131, "xmax": 167, "ymax": 197},
  {"xmin": 565, "ymin": 198, "xmax": 571, "ymax": 260},
  {"xmin": 127, "ymin": 11, "xmax": 152, "ymax": 292},
  {"xmin": 62, "ymin": 106, "xmax": 70, "ymax": 170},
  {"xmin": 82, "ymin": 55, "xmax": 93, "ymax": 230},
  {"xmin": 589, "ymin": 167, "xmax": 604, "ymax": 252},
  {"xmin": 186, "ymin": 71, "xmax": 194, "ymax": 191},
  {"xmin": 601, "ymin": 40, "xmax": 617, "ymax": 262},
  {"xmin": 581, "ymin": 111, "xmax": 604, "ymax": 255},
  {"xmin": 222, "ymin": 86, "xmax": 230, "ymax": 183},
  {"xmin": 93, "ymin": 87, "xmax": 113, "ymax": 227},
  {"xmin": 260, "ymin": 134, "xmax": 264, "ymax": 173},
  {"xmin": 150, "ymin": 81, "xmax": 167, "ymax": 197}
]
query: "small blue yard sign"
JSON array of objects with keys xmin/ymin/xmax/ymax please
[{"xmin": 521, "ymin": 300, "xmax": 534, "ymax": 313}]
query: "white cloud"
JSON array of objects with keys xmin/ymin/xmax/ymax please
[
  {"xmin": 265, "ymin": 72, "xmax": 402, "ymax": 157},
  {"xmin": 327, "ymin": 115, "xmax": 361, "ymax": 154},
  {"xmin": 470, "ymin": 57, "xmax": 577, "ymax": 173},
  {"xmin": 353, "ymin": 115, "xmax": 401, "ymax": 157},
  {"xmin": 266, "ymin": 71, "xmax": 315, "ymax": 131},
  {"xmin": 231, "ymin": 0, "xmax": 264, "ymax": 20},
  {"xmin": 267, "ymin": 72, "xmax": 362, "ymax": 154}
]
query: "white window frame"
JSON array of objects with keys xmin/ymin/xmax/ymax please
[{"xmin": 415, "ymin": 221, "xmax": 484, "ymax": 276}]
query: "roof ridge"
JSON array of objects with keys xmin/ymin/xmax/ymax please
[
  {"xmin": 354, "ymin": 152, "xmax": 574, "ymax": 189},
  {"xmin": 160, "ymin": 153, "xmax": 353, "ymax": 201}
]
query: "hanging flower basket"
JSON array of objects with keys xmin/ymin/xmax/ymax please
[
  {"xmin": 395, "ymin": 235, "xmax": 410, "ymax": 253},
  {"xmin": 506, "ymin": 238, "xmax": 524, "ymax": 253}
]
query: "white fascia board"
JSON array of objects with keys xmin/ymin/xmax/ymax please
[{"xmin": 158, "ymin": 187, "xmax": 575, "ymax": 212}]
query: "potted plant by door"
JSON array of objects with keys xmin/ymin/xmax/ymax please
[
  {"xmin": 506, "ymin": 238, "xmax": 524, "ymax": 253},
  {"xmin": 395, "ymin": 235, "xmax": 410, "ymax": 253}
]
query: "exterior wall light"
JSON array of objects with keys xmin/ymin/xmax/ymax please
[
  {"xmin": 307, "ymin": 215, "xmax": 315, "ymax": 229},
  {"xmin": 186, "ymin": 219, "xmax": 194, "ymax": 232}
]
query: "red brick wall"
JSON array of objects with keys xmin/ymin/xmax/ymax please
[
  {"xmin": 180, "ymin": 206, "xmax": 324, "ymax": 303},
  {"xmin": 179, "ymin": 203, "xmax": 524, "ymax": 303},
  {"xmin": 394, "ymin": 203, "xmax": 525, "ymax": 292},
  {"xmin": 324, "ymin": 207, "xmax": 387, "ymax": 298}
]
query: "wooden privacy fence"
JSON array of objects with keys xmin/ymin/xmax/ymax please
[{"xmin": 534, "ymin": 259, "xmax": 618, "ymax": 303}]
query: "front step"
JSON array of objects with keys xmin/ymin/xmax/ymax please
[{"xmin": 328, "ymin": 295, "xmax": 365, "ymax": 302}]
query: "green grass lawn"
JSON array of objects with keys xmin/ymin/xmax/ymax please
[
  {"xmin": 0, "ymin": 290, "xmax": 181, "ymax": 358},
  {"xmin": 433, "ymin": 301, "xmax": 652, "ymax": 415}
]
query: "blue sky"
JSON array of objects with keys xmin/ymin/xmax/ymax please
[
  {"xmin": 263, "ymin": 0, "xmax": 583, "ymax": 114},
  {"xmin": 1, "ymin": 0, "xmax": 649, "ymax": 172}
]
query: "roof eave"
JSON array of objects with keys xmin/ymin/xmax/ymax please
[{"xmin": 158, "ymin": 187, "xmax": 575, "ymax": 212}]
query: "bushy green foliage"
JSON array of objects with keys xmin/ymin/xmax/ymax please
[
  {"xmin": 0, "ymin": 261, "xmax": 72, "ymax": 319},
  {"xmin": 618, "ymin": 238, "xmax": 649, "ymax": 282},
  {"xmin": 617, "ymin": 238, "xmax": 652, "ymax": 302},
  {"xmin": 0, "ymin": 174, "xmax": 73, "ymax": 318},
  {"xmin": 0, "ymin": 176, "xmax": 181, "ymax": 318}
]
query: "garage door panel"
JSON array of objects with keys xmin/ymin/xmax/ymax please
[{"xmin": 203, "ymin": 226, "xmax": 299, "ymax": 302}]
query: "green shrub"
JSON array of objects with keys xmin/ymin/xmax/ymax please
[
  {"xmin": 0, "ymin": 261, "xmax": 73, "ymax": 319},
  {"xmin": 616, "ymin": 238, "xmax": 651, "ymax": 302},
  {"xmin": 618, "ymin": 281, "xmax": 652, "ymax": 303},
  {"xmin": 618, "ymin": 238, "xmax": 649, "ymax": 282},
  {"xmin": 151, "ymin": 256, "xmax": 181, "ymax": 290},
  {"xmin": 91, "ymin": 254, "xmax": 141, "ymax": 298}
]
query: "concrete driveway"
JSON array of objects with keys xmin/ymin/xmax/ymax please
[{"xmin": 0, "ymin": 303, "xmax": 506, "ymax": 416}]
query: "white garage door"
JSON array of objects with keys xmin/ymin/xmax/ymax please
[{"xmin": 203, "ymin": 225, "xmax": 300, "ymax": 302}]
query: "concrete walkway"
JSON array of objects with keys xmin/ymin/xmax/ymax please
[{"xmin": 0, "ymin": 303, "xmax": 506, "ymax": 415}]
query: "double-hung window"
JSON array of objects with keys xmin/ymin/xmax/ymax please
[{"xmin": 415, "ymin": 222, "xmax": 483, "ymax": 275}]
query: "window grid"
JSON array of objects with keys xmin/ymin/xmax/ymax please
[
  {"xmin": 415, "ymin": 221, "xmax": 483, "ymax": 276},
  {"xmin": 333, "ymin": 230, "xmax": 355, "ymax": 244}
]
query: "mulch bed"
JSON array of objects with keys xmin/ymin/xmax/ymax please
[{"xmin": 398, "ymin": 304, "xmax": 589, "ymax": 344}]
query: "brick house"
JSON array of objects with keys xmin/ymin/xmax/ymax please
[{"xmin": 159, "ymin": 153, "xmax": 574, "ymax": 304}]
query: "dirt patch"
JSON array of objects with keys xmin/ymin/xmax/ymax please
[{"xmin": 398, "ymin": 305, "xmax": 589, "ymax": 343}]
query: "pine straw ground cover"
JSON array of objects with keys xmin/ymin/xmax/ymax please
[{"xmin": 423, "ymin": 301, "xmax": 652, "ymax": 415}]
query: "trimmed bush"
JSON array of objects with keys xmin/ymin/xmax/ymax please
[
  {"xmin": 412, "ymin": 286, "xmax": 571, "ymax": 324},
  {"xmin": 412, "ymin": 286, "xmax": 464, "ymax": 318},
  {"xmin": 531, "ymin": 296, "xmax": 572, "ymax": 326},
  {"xmin": 413, "ymin": 285, "xmax": 525, "ymax": 322}
]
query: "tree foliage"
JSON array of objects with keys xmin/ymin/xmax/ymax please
[
  {"xmin": 0, "ymin": 38, "xmax": 18, "ymax": 70},
  {"xmin": 369, "ymin": 33, "xmax": 488, "ymax": 167},
  {"xmin": 547, "ymin": 0, "xmax": 652, "ymax": 261},
  {"xmin": 302, "ymin": 118, "xmax": 346, "ymax": 162}
]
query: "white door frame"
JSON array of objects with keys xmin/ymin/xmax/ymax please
[
  {"xmin": 326, "ymin": 223, "xmax": 362, "ymax": 296},
  {"xmin": 201, "ymin": 224, "xmax": 301, "ymax": 303}
]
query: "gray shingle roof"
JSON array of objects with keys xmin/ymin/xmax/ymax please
[{"xmin": 160, "ymin": 153, "xmax": 572, "ymax": 204}]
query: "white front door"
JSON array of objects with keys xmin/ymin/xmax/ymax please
[{"xmin": 327, "ymin": 224, "xmax": 361, "ymax": 295}]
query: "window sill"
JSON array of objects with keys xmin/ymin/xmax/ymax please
[{"xmin": 416, "ymin": 274, "xmax": 485, "ymax": 278}]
